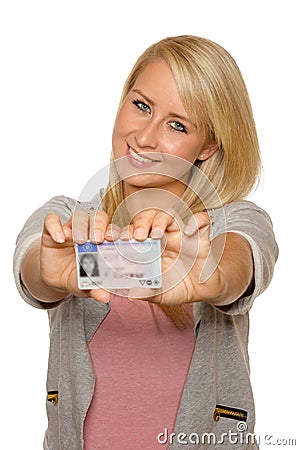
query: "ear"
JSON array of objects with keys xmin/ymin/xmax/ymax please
[{"xmin": 197, "ymin": 141, "xmax": 219, "ymax": 161}]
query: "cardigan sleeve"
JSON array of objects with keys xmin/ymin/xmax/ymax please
[
  {"xmin": 208, "ymin": 200, "xmax": 279, "ymax": 315},
  {"xmin": 13, "ymin": 195, "xmax": 77, "ymax": 309}
]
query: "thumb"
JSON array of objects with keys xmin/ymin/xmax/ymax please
[{"xmin": 90, "ymin": 288, "xmax": 111, "ymax": 303}]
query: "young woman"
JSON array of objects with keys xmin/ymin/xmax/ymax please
[{"xmin": 14, "ymin": 36, "xmax": 278, "ymax": 449}]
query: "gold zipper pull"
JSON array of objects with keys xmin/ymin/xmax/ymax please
[
  {"xmin": 47, "ymin": 391, "xmax": 59, "ymax": 406},
  {"xmin": 213, "ymin": 410, "xmax": 221, "ymax": 422},
  {"xmin": 213, "ymin": 404, "xmax": 247, "ymax": 422}
]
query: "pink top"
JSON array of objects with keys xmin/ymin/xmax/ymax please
[{"xmin": 83, "ymin": 294, "xmax": 195, "ymax": 450}]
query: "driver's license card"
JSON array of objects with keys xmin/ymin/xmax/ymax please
[{"xmin": 75, "ymin": 238, "xmax": 162, "ymax": 290}]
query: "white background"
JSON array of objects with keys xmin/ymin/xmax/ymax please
[{"xmin": 1, "ymin": 0, "xmax": 299, "ymax": 448}]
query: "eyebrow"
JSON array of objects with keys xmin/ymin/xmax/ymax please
[
  {"xmin": 132, "ymin": 88, "xmax": 193, "ymax": 125},
  {"xmin": 132, "ymin": 89, "xmax": 154, "ymax": 106}
]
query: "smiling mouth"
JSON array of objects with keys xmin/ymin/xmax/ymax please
[{"xmin": 128, "ymin": 146, "xmax": 162, "ymax": 164}]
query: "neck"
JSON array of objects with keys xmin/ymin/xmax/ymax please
[
  {"xmin": 122, "ymin": 180, "xmax": 188, "ymax": 218},
  {"xmin": 123, "ymin": 178, "xmax": 188, "ymax": 200}
]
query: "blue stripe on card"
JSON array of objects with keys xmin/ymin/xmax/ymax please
[{"xmin": 77, "ymin": 242, "xmax": 98, "ymax": 252}]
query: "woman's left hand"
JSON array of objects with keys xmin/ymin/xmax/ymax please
[{"xmin": 119, "ymin": 209, "xmax": 226, "ymax": 305}]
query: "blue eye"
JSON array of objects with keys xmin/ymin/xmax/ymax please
[
  {"xmin": 132, "ymin": 99, "xmax": 151, "ymax": 113},
  {"xmin": 170, "ymin": 121, "xmax": 187, "ymax": 133}
]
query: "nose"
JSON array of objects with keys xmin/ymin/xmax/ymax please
[{"xmin": 134, "ymin": 118, "xmax": 159, "ymax": 149}]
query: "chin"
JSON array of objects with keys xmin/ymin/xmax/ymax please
[{"xmin": 125, "ymin": 174, "xmax": 174, "ymax": 188}]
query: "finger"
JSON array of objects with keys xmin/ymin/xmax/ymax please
[
  {"xmin": 150, "ymin": 211, "xmax": 176, "ymax": 239},
  {"xmin": 61, "ymin": 218, "xmax": 74, "ymax": 242},
  {"xmin": 119, "ymin": 224, "xmax": 134, "ymax": 240},
  {"xmin": 72, "ymin": 210, "xmax": 89, "ymax": 243},
  {"xmin": 183, "ymin": 212, "xmax": 210, "ymax": 239},
  {"xmin": 89, "ymin": 210, "xmax": 110, "ymax": 243},
  {"xmin": 104, "ymin": 224, "xmax": 121, "ymax": 242},
  {"xmin": 131, "ymin": 210, "xmax": 157, "ymax": 241},
  {"xmin": 90, "ymin": 288, "xmax": 111, "ymax": 303},
  {"xmin": 43, "ymin": 213, "xmax": 65, "ymax": 243}
]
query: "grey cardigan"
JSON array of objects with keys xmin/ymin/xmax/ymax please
[{"xmin": 13, "ymin": 194, "xmax": 278, "ymax": 449}]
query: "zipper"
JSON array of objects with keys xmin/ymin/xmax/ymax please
[
  {"xmin": 47, "ymin": 391, "xmax": 59, "ymax": 406},
  {"xmin": 213, "ymin": 404, "xmax": 247, "ymax": 422}
]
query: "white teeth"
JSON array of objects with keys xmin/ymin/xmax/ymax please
[{"xmin": 129, "ymin": 147, "xmax": 157, "ymax": 163}]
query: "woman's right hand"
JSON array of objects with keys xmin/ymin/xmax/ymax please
[{"xmin": 39, "ymin": 210, "xmax": 117, "ymax": 302}]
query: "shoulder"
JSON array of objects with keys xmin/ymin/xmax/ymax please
[
  {"xmin": 207, "ymin": 200, "xmax": 274, "ymax": 240},
  {"xmin": 46, "ymin": 195, "xmax": 77, "ymax": 214},
  {"xmin": 44, "ymin": 190, "xmax": 104, "ymax": 217},
  {"xmin": 223, "ymin": 200, "xmax": 273, "ymax": 221}
]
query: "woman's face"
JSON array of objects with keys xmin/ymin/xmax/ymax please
[
  {"xmin": 112, "ymin": 59, "xmax": 217, "ymax": 198},
  {"xmin": 82, "ymin": 255, "xmax": 96, "ymax": 275}
]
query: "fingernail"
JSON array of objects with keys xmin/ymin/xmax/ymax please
[
  {"xmin": 134, "ymin": 228, "xmax": 147, "ymax": 240},
  {"xmin": 105, "ymin": 229, "xmax": 119, "ymax": 241},
  {"xmin": 54, "ymin": 231, "xmax": 65, "ymax": 243},
  {"xmin": 120, "ymin": 230, "xmax": 130, "ymax": 240},
  {"xmin": 111, "ymin": 230, "xmax": 120, "ymax": 240},
  {"xmin": 150, "ymin": 228, "xmax": 164, "ymax": 239},
  {"xmin": 93, "ymin": 230, "xmax": 103, "ymax": 242},
  {"xmin": 74, "ymin": 232, "xmax": 87, "ymax": 243},
  {"xmin": 183, "ymin": 225, "xmax": 196, "ymax": 236},
  {"xmin": 128, "ymin": 295, "xmax": 142, "ymax": 302}
]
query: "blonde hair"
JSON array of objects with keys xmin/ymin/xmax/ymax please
[{"xmin": 102, "ymin": 35, "xmax": 261, "ymax": 326}]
